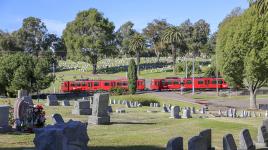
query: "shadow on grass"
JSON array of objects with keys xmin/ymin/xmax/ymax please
[
  {"xmin": 111, "ymin": 122, "xmax": 156, "ymax": 125},
  {"xmin": 90, "ymin": 145, "xmax": 164, "ymax": 150}
]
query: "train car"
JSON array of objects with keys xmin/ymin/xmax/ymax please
[
  {"xmin": 61, "ymin": 79, "xmax": 145, "ymax": 93},
  {"xmin": 150, "ymin": 77, "xmax": 228, "ymax": 91}
]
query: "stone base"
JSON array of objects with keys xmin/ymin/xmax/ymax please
[
  {"xmin": 0, "ymin": 126, "xmax": 12, "ymax": 133},
  {"xmin": 88, "ymin": 116, "xmax": 110, "ymax": 125},
  {"xmin": 72, "ymin": 109, "xmax": 92, "ymax": 115},
  {"xmin": 256, "ymin": 142, "xmax": 268, "ymax": 149}
]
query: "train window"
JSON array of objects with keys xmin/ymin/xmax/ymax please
[
  {"xmin": 88, "ymin": 83, "xmax": 92, "ymax": 87},
  {"xmin": 104, "ymin": 82, "xmax": 110, "ymax": 86},
  {"xmin": 186, "ymin": 80, "xmax": 192, "ymax": 84},
  {"xmin": 161, "ymin": 80, "xmax": 165, "ymax": 85},
  {"xmin": 198, "ymin": 80, "xmax": 204, "ymax": 84},
  {"xmin": 174, "ymin": 81, "xmax": 179, "ymax": 85},
  {"xmin": 94, "ymin": 82, "xmax": 99, "ymax": 86},
  {"xmin": 71, "ymin": 82, "xmax": 75, "ymax": 87},
  {"xmin": 76, "ymin": 82, "xmax": 81, "ymax": 86},
  {"xmin": 123, "ymin": 82, "xmax": 128, "ymax": 86},
  {"xmin": 117, "ymin": 82, "xmax": 122, "ymax": 86},
  {"xmin": 167, "ymin": 80, "xmax": 172, "ymax": 85},
  {"xmin": 219, "ymin": 80, "xmax": 223, "ymax": 84},
  {"xmin": 212, "ymin": 80, "xmax": 217, "ymax": 84},
  {"xmin": 82, "ymin": 82, "xmax": 86, "ymax": 86}
]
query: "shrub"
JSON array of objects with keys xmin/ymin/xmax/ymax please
[{"xmin": 110, "ymin": 87, "xmax": 128, "ymax": 96}]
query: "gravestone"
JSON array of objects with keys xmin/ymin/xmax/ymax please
[
  {"xmin": 257, "ymin": 125, "xmax": 268, "ymax": 147},
  {"xmin": 239, "ymin": 129, "xmax": 256, "ymax": 150},
  {"xmin": 265, "ymin": 111, "xmax": 268, "ymax": 117},
  {"xmin": 263, "ymin": 119, "xmax": 268, "ymax": 132},
  {"xmin": 192, "ymin": 107, "xmax": 196, "ymax": 114},
  {"xmin": 34, "ymin": 120, "xmax": 89, "ymax": 150},
  {"xmin": 88, "ymin": 93, "xmax": 110, "ymax": 125},
  {"xmin": 107, "ymin": 106, "xmax": 113, "ymax": 113},
  {"xmin": 72, "ymin": 100, "xmax": 91, "ymax": 115},
  {"xmin": 219, "ymin": 110, "xmax": 223, "ymax": 117},
  {"xmin": 223, "ymin": 134, "xmax": 237, "ymax": 150},
  {"xmin": 162, "ymin": 106, "xmax": 169, "ymax": 113},
  {"xmin": 46, "ymin": 95, "xmax": 59, "ymax": 106},
  {"xmin": 17, "ymin": 89, "xmax": 28, "ymax": 99},
  {"xmin": 61, "ymin": 100, "xmax": 70, "ymax": 106},
  {"xmin": 170, "ymin": 106, "xmax": 180, "ymax": 119},
  {"xmin": 52, "ymin": 114, "xmax": 64, "ymax": 125},
  {"xmin": 200, "ymin": 107, "xmax": 206, "ymax": 114},
  {"xmin": 182, "ymin": 109, "xmax": 191, "ymax": 119},
  {"xmin": 166, "ymin": 136, "xmax": 183, "ymax": 150},
  {"xmin": 13, "ymin": 97, "xmax": 34, "ymax": 129},
  {"xmin": 199, "ymin": 129, "xmax": 215, "ymax": 150},
  {"xmin": 126, "ymin": 101, "xmax": 131, "ymax": 108},
  {"xmin": 0, "ymin": 105, "xmax": 11, "ymax": 133},
  {"xmin": 188, "ymin": 136, "xmax": 208, "ymax": 150},
  {"xmin": 116, "ymin": 108, "xmax": 126, "ymax": 113},
  {"xmin": 150, "ymin": 103, "xmax": 154, "ymax": 107},
  {"xmin": 21, "ymin": 96, "xmax": 34, "ymax": 105}
]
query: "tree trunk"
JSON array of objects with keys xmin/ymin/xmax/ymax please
[
  {"xmin": 92, "ymin": 63, "xmax": 97, "ymax": 74},
  {"xmin": 172, "ymin": 44, "xmax": 176, "ymax": 74},
  {"xmin": 154, "ymin": 49, "xmax": 160, "ymax": 63},
  {"xmin": 249, "ymin": 86, "xmax": 257, "ymax": 109},
  {"xmin": 137, "ymin": 51, "xmax": 140, "ymax": 75}
]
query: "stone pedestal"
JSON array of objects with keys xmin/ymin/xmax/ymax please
[
  {"xmin": 0, "ymin": 105, "xmax": 12, "ymax": 133},
  {"xmin": 88, "ymin": 116, "xmax": 110, "ymax": 125}
]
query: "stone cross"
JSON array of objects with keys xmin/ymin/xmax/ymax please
[{"xmin": 166, "ymin": 136, "xmax": 183, "ymax": 150}]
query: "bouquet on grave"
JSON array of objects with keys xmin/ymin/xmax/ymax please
[{"xmin": 32, "ymin": 104, "xmax": 46, "ymax": 128}]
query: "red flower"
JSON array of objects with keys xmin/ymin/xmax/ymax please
[{"xmin": 35, "ymin": 104, "xmax": 43, "ymax": 110}]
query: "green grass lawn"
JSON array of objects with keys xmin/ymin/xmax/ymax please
[{"xmin": 0, "ymin": 94, "xmax": 264, "ymax": 150}]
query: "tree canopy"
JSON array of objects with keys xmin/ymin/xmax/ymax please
[
  {"xmin": 63, "ymin": 8, "xmax": 115, "ymax": 74},
  {"xmin": 216, "ymin": 5, "xmax": 268, "ymax": 109}
]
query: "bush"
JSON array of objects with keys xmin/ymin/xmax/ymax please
[{"xmin": 110, "ymin": 87, "xmax": 128, "ymax": 96}]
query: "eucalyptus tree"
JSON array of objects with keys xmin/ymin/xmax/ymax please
[
  {"xmin": 143, "ymin": 19, "xmax": 169, "ymax": 62},
  {"xmin": 249, "ymin": 0, "xmax": 268, "ymax": 16},
  {"xmin": 63, "ymin": 8, "xmax": 115, "ymax": 74},
  {"xmin": 14, "ymin": 17, "xmax": 48, "ymax": 56},
  {"xmin": 161, "ymin": 26, "xmax": 184, "ymax": 74},
  {"xmin": 216, "ymin": 5, "xmax": 268, "ymax": 109},
  {"xmin": 129, "ymin": 33, "xmax": 146, "ymax": 75},
  {"xmin": 115, "ymin": 21, "xmax": 136, "ymax": 57}
]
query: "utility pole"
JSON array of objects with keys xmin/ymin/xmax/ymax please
[{"xmin": 50, "ymin": 42, "xmax": 57, "ymax": 94}]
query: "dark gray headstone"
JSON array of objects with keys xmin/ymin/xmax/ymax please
[
  {"xmin": 51, "ymin": 114, "xmax": 64, "ymax": 125},
  {"xmin": 166, "ymin": 137, "xmax": 183, "ymax": 150},
  {"xmin": 170, "ymin": 106, "xmax": 180, "ymax": 119},
  {"xmin": 72, "ymin": 100, "xmax": 91, "ymax": 115},
  {"xmin": 188, "ymin": 136, "xmax": 208, "ymax": 150},
  {"xmin": 0, "ymin": 105, "xmax": 11, "ymax": 133},
  {"xmin": 46, "ymin": 95, "xmax": 58, "ymax": 106},
  {"xmin": 199, "ymin": 129, "xmax": 215, "ymax": 150},
  {"xmin": 239, "ymin": 129, "xmax": 256, "ymax": 150},
  {"xmin": 61, "ymin": 100, "xmax": 70, "ymax": 106},
  {"xmin": 107, "ymin": 106, "xmax": 113, "ymax": 113},
  {"xmin": 223, "ymin": 134, "xmax": 237, "ymax": 150}
]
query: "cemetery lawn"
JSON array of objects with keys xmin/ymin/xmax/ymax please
[{"xmin": 0, "ymin": 94, "xmax": 264, "ymax": 150}]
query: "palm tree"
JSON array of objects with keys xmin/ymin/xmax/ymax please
[
  {"xmin": 129, "ymin": 33, "xmax": 145, "ymax": 75},
  {"xmin": 161, "ymin": 26, "xmax": 183, "ymax": 74}
]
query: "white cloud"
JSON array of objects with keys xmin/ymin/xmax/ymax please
[{"xmin": 43, "ymin": 19, "xmax": 66, "ymax": 36}]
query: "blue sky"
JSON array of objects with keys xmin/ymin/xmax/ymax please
[{"xmin": 0, "ymin": 0, "xmax": 249, "ymax": 36}]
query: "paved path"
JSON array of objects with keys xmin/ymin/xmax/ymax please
[{"xmin": 150, "ymin": 91, "xmax": 268, "ymax": 109}]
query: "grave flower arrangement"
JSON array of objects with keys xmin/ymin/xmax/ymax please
[{"xmin": 32, "ymin": 104, "xmax": 46, "ymax": 128}]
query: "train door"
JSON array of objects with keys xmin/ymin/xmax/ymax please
[
  {"xmin": 87, "ymin": 82, "xmax": 92, "ymax": 91},
  {"xmin": 93, "ymin": 81, "xmax": 100, "ymax": 91},
  {"xmin": 204, "ymin": 79, "xmax": 210, "ymax": 89},
  {"xmin": 161, "ymin": 79, "xmax": 168, "ymax": 89}
]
